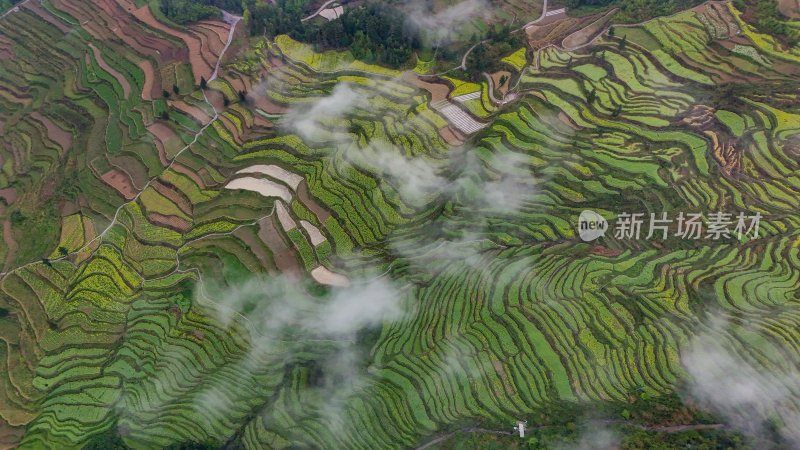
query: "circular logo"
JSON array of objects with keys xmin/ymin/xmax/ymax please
[{"xmin": 578, "ymin": 210, "xmax": 608, "ymax": 241}]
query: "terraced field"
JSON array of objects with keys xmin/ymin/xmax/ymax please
[{"xmin": 1, "ymin": 0, "xmax": 800, "ymax": 449}]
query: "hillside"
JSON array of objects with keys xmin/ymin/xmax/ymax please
[{"xmin": 1, "ymin": 0, "xmax": 800, "ymax": 449}]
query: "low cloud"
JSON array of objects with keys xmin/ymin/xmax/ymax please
[
  {"xmin": 191, "ymin": 274, "xmax": 408, "ymax": 438},
  {"xmin": 563, "ymin": 422, "xmax": 621, "ymax": 450},
  {"xmin": 282, "ymin": 83, "xmax": 365, "ymax": 141},
  {"xmin": 206, "ymin": 274, "xmax": 405, "ymax": 341},
  {"xmin": 466, "ymin": 150, "xmax": 538, "ymax": 213},
  {"xmin": 681, "ymin": 317, "xmax": 800, "ymax": 446},
  {"xmin": 346, "ymin": 140, "xmax": 449, "ymax": 205},
  {"xmin": 404, "ymin": 0, "xmax": 489, "ymax": 45}
]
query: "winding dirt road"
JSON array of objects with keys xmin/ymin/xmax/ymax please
[{"xmin": 210, "ymin": 11, "xmax": 241, "ymax": 81}]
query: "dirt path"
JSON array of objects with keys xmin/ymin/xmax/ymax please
[
  {"xmin": 483, "ymin": 72, "xmax": 517, "ymax": 106},
  {"xmin": 520, "ymin": 0, "xmax": 549, "ymax": 30},
  {"xmin": 436, "ymin": 0, "xmax": 550, "ymax": 76},
  {"xmin": 86, "ymin": 12, "xmax": 241, "ymax": 242},
  {"xmin": 209, "ymin": 11, "xmax": 241, "ymax": 81},
  {"xmin": 0, "ymin": 5, "xmax": 242, "ymax": 279},
  {"xmin": 0, "ymin": 0, "xmax": 31, "ymax": 20},
  {"xmin": 416, "ymin": 427, "xmax": 512, "ymax": 450},
  {"xmin": 459, "ymin": 40, "xmax": 486, "ymax": 70},
  {"xmin": 415, "ymin": 421, "xmax": 728, "ymax": 449}
]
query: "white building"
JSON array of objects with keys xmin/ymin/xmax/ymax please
[{"xmin": 514, "ymin": 420, "xmax": 527, "ymax": 438}]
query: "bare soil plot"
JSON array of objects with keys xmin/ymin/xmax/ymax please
[
  {"xmin": 151, "ymin": 180, "xmax": 193, "ymax": 215},
  {"xmin": 526, "ymin": 15, "xmax": 596, "ymax": 49},
  {"xmin": 186, "ymin": 26, "xmax": 222, "ymax": 74},
  {"xmin": 217, "ymin": 114, "xmax": 244, "ymax": 145},
  {"xmin": 204, "ymin": 89, "xmax": 227, "ymax": 112},
  {"xmin": 562, "ymin": 9, "xmax": 617, "ymax": 50},
  {"xmin": 152, "ymin": 137, "xmax": 170, "ymax": 167},
  {"xmin": 0, "ymin": 85, "xmax": 32, "ymax": 106},
  {"xmin": 98, "ymin": 0, "xmax": 186, "ymax": 62},
  {"xmin": 300, "ymin": 220, "xmax": 326, "ymax": 246},
  {"xmin": 679, "ymin": 105, "xmax": 741, "ymax": 178},
  {"xmin": 0, "ymin": 187, "xmax": 16, "ymax": 205},
  {"xmin": 0, "ymin": 422, "xmax": 24, "ymax": 450},
  {"xmin": 233, "ymin": 227, "xmax": 273, "ymax": 271},
  {"xmin": 228, "ymin": 76, "xmax": 247, "ymax": 94},
  {"xmin": 403, "ymin": 72, "xmax": 451, "ymax": 103},
  {"xmin": 252, "ymin": 114, "xmax": 274, "ymax": 129},
  {"xmin": 88, "ymin": 43, "xmax": 132, "ymax": 99},
  {"xmin": 138, "ymin": 60, "xmax": 157, "ymax": 100},
  {"xmin": 101, "ymin": 169, "xmax": 138, "ymax": 200},
  {"xmin": 106, "ymin": 154, "xmax": 150, "ymax": 190},
  {"xmin": 439, "ymin": 126, "xmax": 464, "ymax": 146},
  {"xmin": 30, "ymin": 112, "xmax": 72, "ymax": 151},
  {"xmin": 82, "ymin": 216, "xmax": 97, "ymax": 247},
  {"xmin": 558, "ymin": 111, "xmax": 580, "ymax": 130},
  {"xmin": 147, "ymin": 122, "xmax": 183, "ymax": 159},
  {"xmin": 61, "ymin": 0, "xmax": 170, "ymax": 69},
  {"xmin": 169, "ymin": 100, "xmax": 214, "ymax": 125},
  {"xmin": 258, "ymin": 215, "xmax": 301, "ymax": 275},
  {"xmin": 590, "ymin": 245, "xmax": 622, "ymax": 257},
  {"xmin": 22, "ymin": 0, "xmax": 70, "ymax": 33},
  {"xmin": 253, "ymin": 96, "xmax": 287, "ymax": 114},
  {"xmin": 226, "ymin": 176, "xmax": 293, "ymax": 203},
  {"xmin": 196, "ymin": 20, "xmax": 228, "ymax": 55},
  {"xmin": 311, "ymin": 266, "xmax": 350, "ymax": 287},
  {"xmin": 490, "ymin": 70, "xmax": 511, "ymax": 96},
  {"xmin": 275, "ymin": 201, "xmax": 297, "ymax": 231},
  {"xmin": 49, "ymin": 0, "xmax": 113, "ymax": 40},
  {"xmin": 148, "ymin": 212, "xmax": 191, "ymax": 232},
  {"xmin": 232, "ymin": 70, "xmax": 283, "ymax": 117},
  {"xmin": 171, "ymin": 163, "xmax": 207, "ymax": 189},
  {"xmin": 130, "ymin": 4, "xmax": 221, "ymax": 83},
  {"xmin": 778, "ymin": 0, "xmax": 800, "ymax": 19},
  {"xmin": 297, "ymin": 181, "xmax": 331, "ymax": 222},
  {"xmin": 0, "ymin": 35, "xmax": 13, "ymax": 59},
  {"xmin": 236, "ymin": 165, "xmax": 304, "ymax": 191}
]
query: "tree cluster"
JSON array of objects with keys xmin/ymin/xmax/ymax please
[
  {"xmin": 0, "ymin": 0, "xmax": 21, "ymax": 13},
  {"xmin": 566, "ymin": 0, "xmax": 704, "ymax": 22},
  {"xmin": 159, "ymin": 0, "xmax": 242, "ymax": 25},
  {"xmin": 248, "ymin": 0, "xmax": 421, "ymax": 68},
  {"xmin": 734, "ymin": 0, "xmax": 800, "ymax": 46},
  {"xmin": 464, "ymin": 25, "xmax": 525, "ymax": 80}
]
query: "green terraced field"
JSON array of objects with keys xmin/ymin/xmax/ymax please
[{"xmin": 1, "ymin": 0, "xmax": 800, "ymax": 449}]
